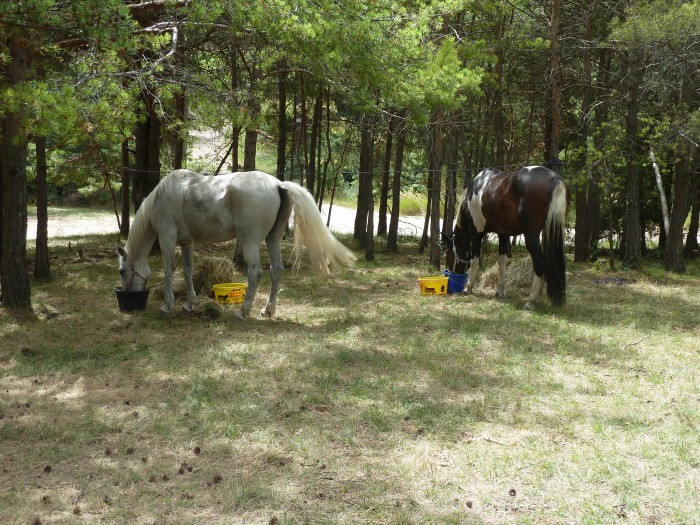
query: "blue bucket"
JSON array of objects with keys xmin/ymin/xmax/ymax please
[{"xmin": 443, "ymin": 269, "xmax": 468, "ymax": 294}]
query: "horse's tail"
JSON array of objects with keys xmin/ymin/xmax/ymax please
[
  {"xmin": 279, "ymin": 181, "xmax": 357, "ymax": 275},
  {"xmin": 543, "ymin": 178, "xmax": 567, "ymax": 307}
]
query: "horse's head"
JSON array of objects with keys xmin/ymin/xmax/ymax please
[
  {"xmin": 443, "ymin": 226, "xmax": 471, "ymax": 274},
  {"xmin": 117, "ymin": 245, "xmax": 150, "ymax": 291}
]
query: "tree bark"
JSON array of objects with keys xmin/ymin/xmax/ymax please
[
  {"xmin": 0, "ymin": 36, "xmax": 31, "ymax": 308},
  {"xmin": 318, "ymin": 87, "xmax": 332, "ymax": 210},
  {"xmin": 573, "ymin": 5, "xmax": 596, "ymax": 262},
  {"xmin": 685, "ymin": 171, "xmax": 699, "ymax": 256},
  {"xmin": 442, "ymin": 128, "xmax": 458, "ymax": 238},
  {"xmin": 623, "ymin": 46, "xmax": 643, "ymax": 269},
  {"xmin": 276, "ymin": 67, "xmax": 287, "ymax": 181},
  {"xmin": 133, "ymin": 90, "xmax": 161, "ymax": 211},
  {"xmin": 243, "ymin": 69, "xmax": 261, "ymax": 171},
  {"xmin": 377, "ymin": 117, "xmax": 394, "ymax": 237},
  {"xmin": 120, "ymin": 138, "xmax": 131, "ymax": 237},
  {"xmin": 355, "ymin": 117, "xmax": 373, "ymax": 247},
  {"xmin": 547, "ymin": 0, "xmax": 562, "ymax": 173},
  {"xmin": 307, "ymin": 85, "xmax": 322, "ymax": 197},
  {"xmin": 387, "ymin": 120, "xmax": 406, "ymax": 251},
  {"xmin": 173, "ymin": 88, "xmax": 186, "ymax": 170},
  {"xmin": 649, "ymin": 150, "xmax": 670, "ymax": 237},
  {"xmin": 664, "ymin": 80, "xmax": 693, "ymax": 272},
  {"xmin": 429, "ymin": 110, "xmax": 444, "ymax": 268},
  {"xmin": 34, "ymin": 136, "xmax": 50, "ymax": 278}
]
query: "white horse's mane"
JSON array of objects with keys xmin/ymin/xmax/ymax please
[{"xmin": 125, "ymin": 179, "xmax": 165, "ymax": 262}]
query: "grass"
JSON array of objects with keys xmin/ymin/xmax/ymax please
[{"xmin": 1, "ymin": 231, "xmax": 699, "ymax": 525}]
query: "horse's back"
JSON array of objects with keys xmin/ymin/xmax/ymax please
[
  {"xmin": 469, "ymin": 166, "xmax": 564, "ymax": 235},
  {"xmin": 149, "ymin": 170, "xmax": 282, "ymax": 244}
]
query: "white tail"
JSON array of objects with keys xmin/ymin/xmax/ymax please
[{"xmin": 280, "ymin": 181, "xmax": 357, "ymax": 275}]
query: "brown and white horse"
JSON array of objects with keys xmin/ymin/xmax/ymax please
[{"xmin": 444, "ymin": 166, "xmax": 568, "ymax": 309}]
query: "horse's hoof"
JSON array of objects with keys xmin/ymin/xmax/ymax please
[
  {"xmin": 523, "ymin": 301, "xmax": 536, "ymax": 311},
  {"xmin": 495, "ymin": 291, "xmax": 506, "ymax": 299},
  {"xmin": 260, "ymin": 307, "xmax": 275, "ymax": 318},
  {"xmin": 182, "ymin": 303, "xmax": 194, "ymax": 313},
  {"xmin": 160, "ymin": 304, "xmax": 172, "ymax": 314},
  {"xmin": 234, "ymin": 309, "xmax": 246, "ymax": 321}
]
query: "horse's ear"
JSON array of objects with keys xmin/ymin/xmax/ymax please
[{"xmin": 117, "ymin": 245, "xmax": 127, "ymax": 258}]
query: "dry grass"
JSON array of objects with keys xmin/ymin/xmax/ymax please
[
  {"xmin": 151, "ymin": 255, "xmax": 241, "ymax": 302},
  {"xmin": 479, "ymin": 256, "xmax": 534, "ymax": 293},
  {"xmin": 2, "ymin": 235, "xmax": 700, "ymax": 525}
]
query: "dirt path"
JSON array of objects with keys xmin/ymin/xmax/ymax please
[{"xmin": 27, "ymin": 204, "xmax": 427, "ymax": 240}]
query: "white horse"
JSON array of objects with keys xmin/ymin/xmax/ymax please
[{"xmin": 117, "ymin": 169, "xmax": 356, "ymax": 319}]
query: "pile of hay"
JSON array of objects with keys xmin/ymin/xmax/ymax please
[
  {"xmin": 478, "ymin": 256, "xmax": 534, "ymax": 293},
  {"xmin": 191, "ymin": 257, "xmax": 240, "ymax": 294},
  {"xmin": 151, "ymin": 256, "xmax": 240, "ymax": 301}
]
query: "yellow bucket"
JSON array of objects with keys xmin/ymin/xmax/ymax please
[
  {"xmin": 212, "ymin": 282, "xmax": 247, "ymax": 304},
  {"xmin": 418, "ymin": 276, "xmax": 448, "ymax": 296}
]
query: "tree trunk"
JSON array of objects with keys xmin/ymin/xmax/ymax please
[
  {"xmin": 307, "ymin": 85, "xmax": 322, "ymax": 197},
  {"xmin": 231, "ymin": 125, "xmax": 241, "ymax": 171},
  {"xmin": 120, "ymin": 138, "xmax": 130, "ymax": 237},
  {"xmin": 587, "ymin": 47, "xmax": 612, "ymax": 262},
  {"xmin": 664, "ymin": 80, "xmax": 693, "ymax": 272},
  {"xmin": 173, "ymin": 88, "xmax": 186, "ymax": 170},
  {"xmin": 493, "ymin": 45, "xmax": 505, "ymax": 169},
  {"xmin": 387, "ymin": 121, "xmax": 406, "ymax": 251},
  {"xmin": 276, "ymin": 68, "xmax": 287, "ymax": 181},
  {"xmin": 318, "ymin": 87, "xmax": 332, "ymax": 210},
  {"xmin": 146, "ymin": 93, "xmax": 162, "ymax": 196},
  {"xmin": 355, "ymin": 117, "xmax": 373, "ymax": 247},
  {"xmin": 243, "ymin": 128, "xmax": 258, "ymax": 170},
  {"xmin": 133, "ymin": 116, "xmax": 149, "ymax": 211},
  {"xmin": 243, "ymin": 69, "xmax": 261, "ymax": 171},
  {"xmin": 442, "ymin": 128, "xmax": 458, "ymax": 238},
  {"xmin": 573, "ymin": 5, "xmax": 595, "ymax": 262},
  {"xmin": 0, "ymin": 36, "xmax": 31, "ymax": 308},
  {"xmin": 429, "ymin": 111, "xmax": 444, "ymax": 268},
  {"xmin": 377, "ymin": 117, "xmax": 394, "ymax": 237},
  {"xmin": 34, "ymin": 136, "xmax": 50, "ymax": 278},
  {"xmin": 298, "ymin": 74, "xmax": 307, "ymax": 188},
  {"xmin": 685, "ymin": 171, "xmax": 699, "ymax": 256},
  {"xmin": 623, "ymin": 46, "xmax": 643, "ymax": 269},
  {"xmin": 547, "ymin": 0, "xmax": 562, "ymax": 173},
  {"xmin": 419, "ymin": 181, "xmax": 432, "ymax": 255}
]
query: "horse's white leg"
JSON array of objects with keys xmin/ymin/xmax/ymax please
[
  {"xmin": 524, "ymin": 274, "xmax": 545, "ymax": 310},
  {"xmin": 496, "ymin": 253, "xmax": 508, "ymax": 298},
  {"xmin": 261, "ymin": 236, "xmax": 283, "ymax": 318},
  {"xmin": 465, "ymin": 257, "xmax": 480, "ymax": 294},
  {"xmin": 235, "ymin": 241, "xmax": 263, "ymax": 320},
  {"xmin": 181, "ymin": 243, "xmax": 196, "ymax": 312},
  {"xmin": 159, "ymin": 238, "xmax": 176, "ymax": 314}
]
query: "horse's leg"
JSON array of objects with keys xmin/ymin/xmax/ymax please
[
  {"xmin": 181, "ymin": 243, "xmax": 196, "ymax": 312},
  {"xmin": 261, "ymin": 234, "xmax": 283, "ymax": 318},
  {"xmin": 465, "ymin": 233, "xmax": 485, "ymax": 294},
  {"xmin": 495, "ymin": 234, "xmax": 510, "ymax": 298},
  {"xmin": 235, "ymin": 241, "xmax": 263, "ymax": 320},
  {"xmin": 523, "ymin": 232, "xmax": 546, "ymax": 310},
  {"xmin": 159, "ymin": 236, "xmax": 177, "ymax": 313}
]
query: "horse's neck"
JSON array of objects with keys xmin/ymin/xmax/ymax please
[{"xmin": 126, "ymin": 208, "xmax": 157, "ymax": 265}]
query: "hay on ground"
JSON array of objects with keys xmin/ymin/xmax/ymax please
[
  {"xmin": 151, "ymin": 256, "xmax": 241, "ymax": 301},
  {"xmin": 478, "ymin": 256, "xmax": 534, "ymax": 293}
]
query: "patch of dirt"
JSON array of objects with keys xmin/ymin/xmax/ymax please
[{"xmin": 28, "ymin": 204, "xmax": 427, "ymax": 239}]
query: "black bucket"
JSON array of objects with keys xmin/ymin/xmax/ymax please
[{"xmin": 115, "ymin": 287, "xmax": 150, "ymax": 312}]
